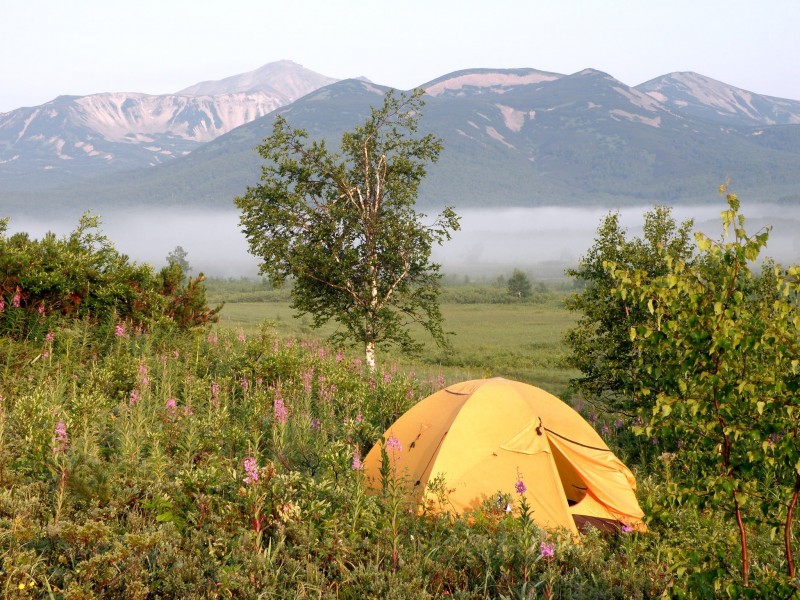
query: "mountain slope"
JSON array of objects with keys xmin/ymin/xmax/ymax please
[
  {"xmin": 0, "ymin": 61, "xmax": 338, "ymax": 191},
  {"xmin": 636, "ymin": 72, "xmax": 800, "ymax": 126},
  {"xmin": 4, "ymin": 67, "xmax": 800, "ymax": 217},
  {"xmin": 175, "ymin": 59, "xmax": 337, "ymax": 99}
]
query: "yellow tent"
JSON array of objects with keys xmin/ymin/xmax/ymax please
[{"xmin": 362, "ymin": 378, "xmax": 646, "ymax": 535}]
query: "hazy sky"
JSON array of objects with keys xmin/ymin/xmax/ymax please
[{"xmin": 2, "ymin": 0, "xmax": 798, "ymax": 113}]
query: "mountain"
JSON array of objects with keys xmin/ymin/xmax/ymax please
[
  {"xmin": 0, "ymin": 61, "xmax": 337, "ymax": 191},
  {"xmin": 176, "ymin": 59, "xmax": 337, "ymax": 98},
  {"xmin": 636, "ymin": 72, "xmax": 800, "ymax": 126},
  {"xmin": 3, "ymin": 66, "xmax": 800, "ymax": 217}
]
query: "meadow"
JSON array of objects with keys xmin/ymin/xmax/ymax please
[{"xmin": 1, "ymin": 275, "xmax": 795, "ymax": 598}]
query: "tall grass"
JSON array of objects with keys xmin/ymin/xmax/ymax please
[{"xmin": 1, "ymin": 284, "xmax": 794, "ymax": 597}]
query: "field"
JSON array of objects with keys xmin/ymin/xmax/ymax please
[
  {"xmin": 2, "ymin": 276, "xmax": 796, "ymax": 598},
  {"xmin": 213, "ymin": 289, "xmax": 581, "ymax": 398}
]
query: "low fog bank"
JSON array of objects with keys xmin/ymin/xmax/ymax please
[{"xmin": 5, "ymin": 204, "xmax": 800, "ymax": 280}]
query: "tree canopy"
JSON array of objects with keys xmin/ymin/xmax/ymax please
[
  {"xmin": 563, "ymin": 205, "xmax": 695, "ymax": 414},
  {"xmin": 235, "ymin": 89, "xmax": 460, "ymax": 369}
]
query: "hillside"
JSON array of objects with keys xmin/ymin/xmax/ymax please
[{"xmin": 3, "ymin": 65, "xmax": 800, "ymax": 218}]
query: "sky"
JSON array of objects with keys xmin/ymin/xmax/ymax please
[{"xmin": 2, "ymin": 0, "xmax": 799, "ymax": 113}]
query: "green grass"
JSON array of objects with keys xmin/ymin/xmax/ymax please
[
  {"xmin": 4, "ymin": 279, "xmax": 797, "ymax": 597},
  {"xmin": 214, "ymin": 291, "xmax": 581, "ymax": 399}
]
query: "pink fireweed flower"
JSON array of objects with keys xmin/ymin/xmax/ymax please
[
  {"xmin": 385, "ymin": 435, "xmax": 402, "ymax": 454},
  {"xmin": 115, "ymin": 323, "xmax": 126, "ymax": 337},
  {"xmin": 237, "ymin": 328, "xmax": 246, "ymax": 343},
  {"xmin": 310, "ymin": 418, "xmax": 321, "ymax": 431},
  {"xmin": 351, "ymin": 448, "xmax": 363, "ymax": 470},
  {"xmin": 243, "ymin": 457, "xmax": 259, "ymax": 485},
  {"xmin": 165, "ymin": 398, "xmax": 177, "ymax": 415},
  {"xmin": 240, "ymin": 378, "xmax": 249, "ymax": 392},
  {"xmin": 207, "ymin": 331, "xmax": 218, "ymax": 346},
  {"xmin": 383, "ymin": 373, "xmax": 392, "ymax": 384},
  {"xmin": 355, "ymin": 412, "xmax": 363, "ymax": 424},
  {"xmin": 37, "ymin": 304, "xmax": 45, "ymax": 315},
  {"xmin": 514, "ymin": 479, "xmax": 527, "ymax": 495},
  {"xmin": 335, "ymin": 350, "xmax": 343, "ymax": 362},
  {"xmin": 53, "ymin": 420, "xmax": 69, "ymax": 453},
  {"xmin": 0, "ymin": 298, "xmax": 4, "ymax": 312},
  {"xmin": 129, "ymin": 390, "xmax": 139, "ymax": 406},
  {"xmin": 273, "ymin": 395, "xmax": 288, "ymax": 425},
  {"xmin": 45, "ymin": 331, "xmax": 55, "ymax": 342},
  {"xmin": 12, "ymin": 292, "xmax": 21, "ymax": 308},
  {"xmin": 211, "ymin": 382, "xmax": 220, "ymax": 405},
  {"xmin": 540, "ymin": 542, "xmax": 555, "ymax": 559},
  {"xmin": 621, "ymin": 523, "xmax": 634, "ymax": 533},
  {"xmin": 301, "ymin": 368, "xmax": 314, "ymax": 396}
]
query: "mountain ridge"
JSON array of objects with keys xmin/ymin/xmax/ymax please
[{"xmin": 3, "ymin": 63, "xmax": 800, "ymax": 217}]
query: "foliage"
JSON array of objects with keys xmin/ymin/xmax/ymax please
[
  {"xmin": 0, "ymin": 213, "xmax": 220, "ymax": 341},
  {"xmin": 606, "ymin": 190, "xmax": 800, "ymax": 590},
  {"xmin": 5, "ymin": 206, "xmax": 800, "ymax": 596},
  {"xmin": 0, "ymin": 306, "xmax": 683, "ymax": 599},
  {"xmin": 236, "ymin": 89, "xmax": 460, "ymax": 370},
  {"xmin": 165, "ymin": 245, "xmax": 191, "ymax": 274},
  {"xmin": 507, "ymin": 269, "xmax": 533, "ymax": 298},
  {"xmin": 563, "ymin": 205, "xmax": 695, "ymax": 414}
]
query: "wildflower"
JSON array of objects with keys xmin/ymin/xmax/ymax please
[
  {"xmin": 310, "ymin": 418, "xmax": 321, "ymax": 431},
  {"xmin": 354, "ymin": 412, "xmax": 363, "ymax": 424},
  {"xmin": 207, "ymin": 331, "xmax": 218, "ymax": 345},
  {"xmin": 37, "ymin": 304, "xmax": 45, "ymax": 315},
  {"xmin": 436, "ymin": 374, "xmax": 446, "ymax": 388},
  {"xmin": 165, "ymin": 398, "xmax": 177, "ymax": 415},
  {"xmin": 274, "ymin": 395, "xmax": 288, "ymax": 425},
  {"xmin": 237, "ymin": 328, "xmax": 246, "ymax": 342},
  {"xmin": 243, "ymin": 457, "xmax": 259, "ymax": 485},
  {"xmin": 621, "ymin": 523, "xmax": 634, "ymax": 533},
  {"xmin": 53, "ymin": 420, "xmax": 69, "ymax": 453},
  {"xmin": 514, "ymin": 479, "xmax": 527, "ymax": 495},
  {"xmin": 129, "ymin": 390, "xmax": 139, "ymax": 406},
  {"xmin": 601, "ymin": 424, "xmax": 610, "ymax": 437},
  {"xmin": 614, "ymin": 418, "xmax": 625, "ymax": 428},
  {"xmin": 115, "ymin": 323, "xmax": 126, "ymax": 337},
  {"xmin": 12, "ymin": 291, "xmax": 21, "ymax": 308},
  {"xmin": 211, "ymin": 382, "xmax": 220, "ymax": 405},
  {"xmin": 352, "ymin": 448, "xmax": 363, "ymax": 470},
  {"xmin": 301, "ymin": 367, "xmax": 314, "ymax": 395},
  {"xmin": 385, "ymin": 435, "xmax": 402, "ymax": 453},
  {"xmin": 240, "ymin": 378, "xmax": 249, "ymax": 392},
  {"xmin": 183, "ymin": 405, "xmax": 194, "ymax": 417},
  {"xmin": 540, "ymin": 541, "xmax": 555, "ymax": 559},
  {"xmin": 335, "ymin": 350, "xmax": 344, "ymax": 362},
  {"xmin": 0, "ymin": 298, "xmax": 4, "ymax": 312},
  {"xmin": 383, "ymin": 372, "xmax": 392, "ymax": 384},
  {"xmin": 45, "ymin": 331, "xmax": 55, "ymax": 342}
]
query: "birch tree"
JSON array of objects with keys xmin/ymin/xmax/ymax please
[{"xmin": 235, "ymin": 89, "xmax": 459, "ymax": 370}]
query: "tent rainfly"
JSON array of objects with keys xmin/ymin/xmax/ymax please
[{"xmin": 362, "ymin": 378, "xmax": 646, "ymax": 535}]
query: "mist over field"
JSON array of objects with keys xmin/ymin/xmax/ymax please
[{"xmin": 5, "ymin": 203, "xmax": 800, "ymax": 280}]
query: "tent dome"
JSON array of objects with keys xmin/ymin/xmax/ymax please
[{"xmin": 362, "ymin": 377, "xmax": 646, "ymax": 534}]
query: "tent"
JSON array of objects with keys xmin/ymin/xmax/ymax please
[{"xmin": 362, "ymin": 377, "xmax": 646, "ymax": 535}]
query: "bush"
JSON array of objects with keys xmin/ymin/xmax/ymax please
[{"xmin": 0, "ymin": 214, "xmax": 220, "ymax": 342}]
